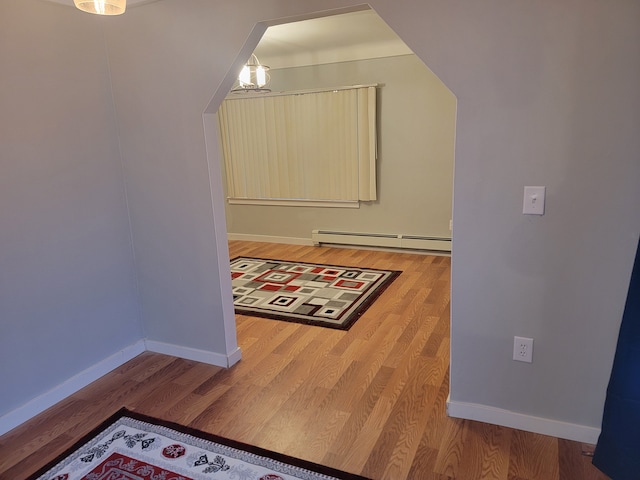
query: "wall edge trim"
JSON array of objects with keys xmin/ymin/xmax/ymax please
[
  {"xmin": 0, "ymin": 341, "xmax": 242, "ymax": 436},
  {"xmin": 226, "ymin": 233, "xmax": 314, "ymax": 246},
  {"xmin": 446, "ymin": 396, "xmax": 600, "ymax": 444},
  {"xmin": 0, "ymin": 340, "xmax": 146, "ymax": 436},
  {"xmin": 144, "ymin": 340, "xmax": 242, "ymax": 368}
]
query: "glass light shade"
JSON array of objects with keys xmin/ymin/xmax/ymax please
[
  {"xmin": 256, "ymin": 66, "xmax": 267, "ymax": 87},
  {"xmin": 237, "ymin": 54, "xmax": 270, "ymax": 89},
  {"xmin": 238, "ymin": 65, "xmax": 251, "ymax": 86},
  {"xmin": 74, "ymin": 0, "xmax": 126, "ymax": 15}
]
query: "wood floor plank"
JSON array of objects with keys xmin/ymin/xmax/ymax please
[
  {"xmin": 0, "ymin": 432, "xmax": 75, "ymax": 480},
  {"xmin": 161, "ymin": 389, "xmax": 231, "ymax": 426},
  {"xmin": 457, "ymin": 421, "xmax": 512, "ymax": 480},
  {"xmin": 508, "ymin": 429, "xmax": 560, "ymax": 480},
  {"xmin": 370, "ymin": 359, "xmax": 437, "ymax": 480},
  {"xmin": 433, "ymin": 417, "xmax": 468, "ymax": 478},
  {"xmin": 559, "ymin": 438, "xmax": 586, "ymax": 480},
  {"xmin": 283, "ymin": 408, "xmax": 352, "ymax": 464},
  {"xmin": 323, "ymin": 365, "xmax": 395, "ymax": 461},
  {"xmin": 333, "ymin": 395, "xmax": 394, "ymax": 472},
  {"xmin": 418, "ymin": 367, "xmax": 452, "ymax": 451},
  {"xmin": 557, "ymin": 438, "xmax": 607, "ymax": 480},
  {"xmin": 0, "ymin": 398, "xmax": 87, "ymax": 472},
  {"xmin": 0, "ymin": 242, "xmax": 611, "ymax": 480}
]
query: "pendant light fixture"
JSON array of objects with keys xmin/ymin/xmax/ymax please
[
  {"xmin": 231, "ymin": 54, "xmax": 271, "ymax": 94},
  {"xmin": 74, "ymin": 0, "xmax": 126, "ymax": 15}
]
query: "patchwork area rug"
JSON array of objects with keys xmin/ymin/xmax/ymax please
[
  {"xmin": 27, "ymin": 408, "xmax": 370, "ymax": 480},
  {"xmin": 231, "ymin": 257, "xmax": 401, "ymax": 330}
]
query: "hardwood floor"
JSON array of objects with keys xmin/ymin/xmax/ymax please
[{"xmin": 0, "ymin": 241, "xmax": 609, "ymax": 479}]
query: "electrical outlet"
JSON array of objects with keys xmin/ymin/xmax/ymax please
[{"xmin": 513, "ymin": 336, "xmax": 534, "ymax": 363}]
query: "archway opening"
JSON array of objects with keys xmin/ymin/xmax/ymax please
[{"xmin": 203, "ymin": 5, "xmax": 458, "ymax": 365}]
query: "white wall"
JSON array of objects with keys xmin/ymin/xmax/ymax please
[
  {"xmin": 421, "ymin": 1, "xmax": 640, "ymax": 435},
  {"xmin": 0, "ymin": 1, "xmax": 142, "ymax": 419},
  {"xmin": 382, "ymin": 1, "xmax": 640, "ymax": 438},
  {"xmin": 105, "ymin": 0, "xmax": 640, "ymax": 442},
  {"xmin": 103, "ymin": 0, "xmax": 239, "ymax": 356},
  {"xmin": 2, "ymin": 0, "xmax": 637, "ymax": 443},
  {"xmin": 221, "ymin": 55, "xmax": 456, "ymax": 242}
]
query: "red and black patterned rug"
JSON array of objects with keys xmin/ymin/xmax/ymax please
[
  {"xmin": 27, "ymin": 408, "xmax": 370, "ymax": 480},
  {"xmin": 230, "ymin": 257, "xmax": 401, "ymax": 330}
]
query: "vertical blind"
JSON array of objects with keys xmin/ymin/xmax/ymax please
[{"xmin": 218, "ymin": 86, "xmax": 377, "ymax": 204}]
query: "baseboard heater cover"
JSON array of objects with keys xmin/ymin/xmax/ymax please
[{"xmin": 311, "ymin": 230, "xmax": 451, "ymax": 252}]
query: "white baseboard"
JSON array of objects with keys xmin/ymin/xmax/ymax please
[
  {"xmin": 227, "ymin": 233, "xmax": 314, "ymax": 246},
  {"xmin": 0, "ymin": 340, "xmax": 146, "ymax": 436},
  {"xmin": 311, "ymin": 230, "xmax": 452, "ymax": 253},
  {"xmin": 226, "ymin": 346, "xmax": 243, "ymax": 367},
  {"xmin": 226, "ymin": 233, "xmax": 450, "ymax": 256},
  {"xmin": 446, "ymin": 396, "xmax": 600, "ymax": 444},
  {"xmin": 144, "ymin": 340, "xmax": 242, "ymax": 367},
  {"xmin": 0, "ymin": 340, "xmax": 243, "ymax": 436}
]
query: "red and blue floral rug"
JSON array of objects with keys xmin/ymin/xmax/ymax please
[
  {"xmin": 27, "ymin": 408, "xmax": 369, "ymax": 480},
  {"xmin": 230, "ymin": 257, "xmax": 401, "ymax": 330}
]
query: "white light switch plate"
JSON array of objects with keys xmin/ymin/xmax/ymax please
[{"xmin": 523, "ymin": 186, "xmax": 545, "ymax": 215}]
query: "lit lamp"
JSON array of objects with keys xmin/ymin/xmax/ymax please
[
  {"xmin": 74, "ymin": 0, "xmax": 126, "ymax": 15},
  {"xmin": 231, "ymin": 54, "xmax": 271, "ymax": 94}
]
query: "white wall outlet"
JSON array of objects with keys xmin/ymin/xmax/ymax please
[
  {"xmin": 513, "ymin": 336, "xmax": 534, "ymax": 363},
  {"xmin": 523, "ymin": 186, "xmax": 546, "ymax": 215}
]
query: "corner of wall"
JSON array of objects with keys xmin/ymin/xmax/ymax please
[{"xmin": 0, "ymin": 340, "xmax": 146, "ymax": 436}]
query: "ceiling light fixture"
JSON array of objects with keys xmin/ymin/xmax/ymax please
[
  {"xmin": 74, "ymin": 0, "xmax": 126, "ymax": 15},
  {"xmin": 231, "ymin": 54, "xmax": 271, "ymax": 94}
]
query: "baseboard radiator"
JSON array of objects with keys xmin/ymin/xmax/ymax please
[{"xmin": 311, "ymin": 230, "xmax": 451, "ymax": 253}]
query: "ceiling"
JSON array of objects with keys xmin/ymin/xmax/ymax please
[{"xmin": 253, "ymin": 10, "xmax": 413, "ymax": 70}]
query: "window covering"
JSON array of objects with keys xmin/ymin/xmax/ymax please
[{"xmin": 218, "ymin": 86, "xmax": 377, "ymax": 204}]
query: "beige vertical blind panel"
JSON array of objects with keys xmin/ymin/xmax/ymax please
[
  {"xmin": 218, "ymin": 86, "xmax": 377, "ymax": 204},
  {"xmin": 358, "ymin": 86, "xmax": 377, "ymax": 201}
]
